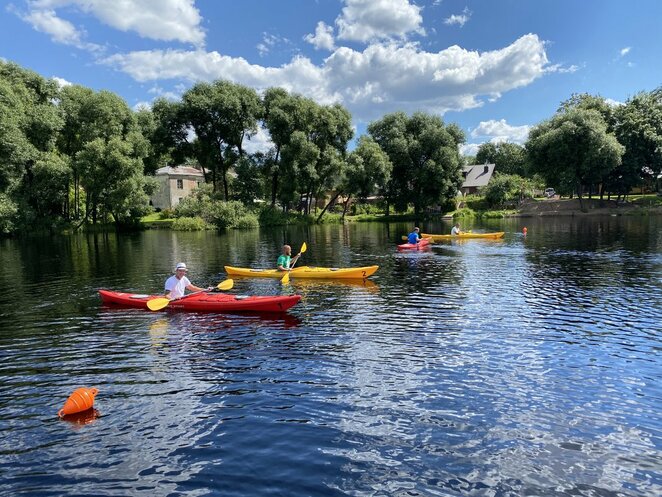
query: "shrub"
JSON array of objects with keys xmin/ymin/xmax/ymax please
[
  {"xmin": 172, "ymin": 216, "xmax": 209, "ymax": 231},
  {"xmin": 0, "ymin": 194, "xmax": 18, "ymax": 235},
  {"xmin": 235, "ymin": 213, "xmax": 259, "ymax": 229},
  {"xmin": 159, "ymin": 208, "xmax": 175, "ymax": 220},
  {"xmin": 206, "ymin": 200, "xmax": 246, "ymax": 229}
]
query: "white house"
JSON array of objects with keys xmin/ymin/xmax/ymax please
[{"xmin": 150, "ymin": 166, "xmax": 205, "ymax": 210}]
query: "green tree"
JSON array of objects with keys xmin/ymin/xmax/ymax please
[
  {"xmin": 233, "ymin": 155, "xmax": 265, "ymax": 204},
  {"xmin": 317, "ymin": 135, "xmax": 392, "ymax": 221},
  {"xmin": 368, "ymin": 112, "xmax": 465, "ymax": 217},
  {"xmin": 0, "ymin": 61, "xmax": 64, "ymax": 230},
  {"xmin": 610, "ymin": 89, "xmax": 662, "ymax": 197},
  {"xmin": 476, "ymin": 142, "xmax": 527, "ymax": 176},
  {"xmin": 526, "ymin": 108, "xmax": 624, "ymax": 206},
  {"xmin": 59, "ymin": 87, "xmax": 154, "ymax": 226},
  {"xmin": 181, "ymin": 80, "xmax": 262, "ymax": 200}
]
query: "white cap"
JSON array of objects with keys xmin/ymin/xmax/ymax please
[{"xmin": 175, "ymin": 262, "xmax": 188, "ymax": 271}]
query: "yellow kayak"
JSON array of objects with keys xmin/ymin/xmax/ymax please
[
  {"xmin": 421, "ymin": 232, "xmax": 505, "ymax": 240},
  {"xmin": 225, "ymin": 265, "xmax": 379, "ymax": 279}
]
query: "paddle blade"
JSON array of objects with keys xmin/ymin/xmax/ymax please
[
  {"xmin": 217, "ymin": 279, "xmax": 233, "ymax": 291},
  {"xmin": 147, "ymin": 297, "xmax": 170, "ymax": 311},
  {"xmin": 281, "ymin": 271, "xmax": 290, "ymax": 285},
  {"xmin": 300, "ymin": 242, "xmax": 307, "ymax": 254}
]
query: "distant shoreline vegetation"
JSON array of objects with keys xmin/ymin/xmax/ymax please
[{"xmin": 1, "ymin": 60, "xmax": 661, "ymax": 236}]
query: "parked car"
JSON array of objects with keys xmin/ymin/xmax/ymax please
[{"xmin": 544, "ymin": 188, "xmax": 556, "ymax": 198}]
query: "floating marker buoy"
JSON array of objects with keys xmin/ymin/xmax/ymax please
[
  {"xmin": 61, "ymin": 407, "xmax": 100, "ymax": 426},
  {"xmin": 58, "ymin": 387, "xmax": 98, "ymax": 418},
  {"xmin": 523, "ymin": 227, "xmax": 528, "ymax": 234}
]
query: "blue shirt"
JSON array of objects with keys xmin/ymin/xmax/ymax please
[{"xmin": 408, "ymin": 232, "xmax": 420, "ymax": 244}]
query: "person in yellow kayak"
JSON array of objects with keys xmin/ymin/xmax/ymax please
[
  {"xmin": 451, "ymin": 223, "xmax": 462, "ymax": 235},
  {"xmin": 277, "ymin": 245, "xmax": 302, "ymax": 272},
  {"xmin": 407, "ymin": 227, "xmax": 421, "ymax": 244},
  {"xmin": 164, "ymin": 263, "xmax": 212, "ymax": 299}
]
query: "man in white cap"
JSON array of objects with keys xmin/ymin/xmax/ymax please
[{"xmin": 164, "ymin": 262, "xmax": 211, "ymax": 300}]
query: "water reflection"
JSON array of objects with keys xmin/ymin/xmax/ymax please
[{"xmin": 0, "ymin": 218, "xmax": 660, "ymax": 496}]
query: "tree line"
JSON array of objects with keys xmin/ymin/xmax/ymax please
[
  {"xmin": 1, "ymin": 59, "xmax": 661, "ymax": 235},
  {"xmin": 470, "ymin": 92, "xmax": 662, "ymax": 208}
]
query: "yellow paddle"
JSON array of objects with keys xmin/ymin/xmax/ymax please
[
  {"xmin": 281, "ymin": 242, "xmax": 307, "ymax": 284},
  {"xmin": 147, "ymin": 279, "xmax": 234, "ymax": 311}
]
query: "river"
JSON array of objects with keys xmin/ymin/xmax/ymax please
[{"xmin": 1, "ymin": 216, "xmax": 660, "ymax": 496}]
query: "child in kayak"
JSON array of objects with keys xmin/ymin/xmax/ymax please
[
  {"xmin": 451, "ymin": 223, "xmax": 462, "ymax": 235},
  {"xmin": 165, "ymin": 262, "xmax": 212, "ymax": 299},
  {"xmin": 277, "ymin": 245, "xmax": 302, "ymax": 271},
  {"xmin": 407, "ymin": 227, "xmax": 421, "ymax": 245}
]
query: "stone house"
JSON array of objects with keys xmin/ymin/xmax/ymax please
[{"xmin": 150, "ymin": 166, "xmax": 205, "ymax": 210}]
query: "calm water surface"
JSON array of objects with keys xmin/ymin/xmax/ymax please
[{"xmin": 0, "ymin": 217, "xmax": 660, "ymax": 496}]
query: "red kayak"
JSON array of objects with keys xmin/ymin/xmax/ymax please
[
  {"xmin": 397, "ymin": 238, "xmax": 431, "ymax": 251},
  {"xmin": 99, "ymin": 290, "xmax": 301, "ymax": 313}
]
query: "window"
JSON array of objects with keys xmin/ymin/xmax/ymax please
[{"xmin": 176, "ymin": 179, "xmax": 183, "ymax": 189}]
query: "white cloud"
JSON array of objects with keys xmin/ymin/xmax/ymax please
[
  {"xmin": 52, "ymin": 76, "xmax": 73, "ymax": 88},
  {"xmin": 256, "ymin": 33, "xmax": 292, "ymax": 57},
  {"xmin": 619, "ymin": 46, "xmax": 631, "ymax": 57},
  {"xmin": 605, "ymin": 98, "xmax": 623, "ymax": 107},
  {"xmin": 336, "ymin": 0, "xmax": 424, "ymax": 42},
  {"xmin": 304, "ymin": 22, "xmax": 336, "ymax": 51},
  {"xmin": 242, "ymin": 127, "xmax": 274, "ymax": 155},
  {"xmin": 17, "ymin": 0, "xmax": 204, "ymax": 47},
  {"xmin": 459, "ymin": 143, "xmax": 480, "ymax": 156},
  {"xmin": 103, "ymin": 33, "xmax": 550, "ymax": 122},
  {"xmin": 444, "ymin": 7, "xmax": 471, "ymax": 27},
  {"xmin": 132, "ymin": 101, "xmax": 151, "ymax": 111},
  {"xmin": 545, "ymin": 63, "xmax": 580, "ymax": 74},
  {"xmin": 15, "ymin": 7, "xmax": 102, "ymax": 51},
  {"xmin": 471, "ymin": 119, "xmax": 531, "ymax": 144}
]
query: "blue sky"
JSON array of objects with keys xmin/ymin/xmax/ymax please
[{"xmin": 2, "ymin": 0, "xmax": 661, "ymax": 155}]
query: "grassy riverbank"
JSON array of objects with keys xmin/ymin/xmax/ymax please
[{"xmin": 139, "ymin": 194, "xmax": 662, "ymax": 231}]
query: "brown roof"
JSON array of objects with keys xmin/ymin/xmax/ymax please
[
  {"xmin": 462, "ymin": 164, "xmax": 495, "ymax": 188},
  {"xmin": 155, "ymin": 166, "xmax": 205, "ymax": 177}
]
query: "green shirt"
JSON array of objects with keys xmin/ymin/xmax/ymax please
[{"xmin": 277, "ymin": 254, "xmax": 291, "ymax": 269}]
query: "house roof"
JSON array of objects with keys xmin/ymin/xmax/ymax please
[
  {"xmin": 462, "ymin": 164, "xmax": 495, "ymax": 188},
  {"xmin": 155, "ymin": 166, "xmax": 205, "ymax": 177}
]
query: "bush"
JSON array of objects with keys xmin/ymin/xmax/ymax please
[
  {"xmin": 453, "ymin": 207, "xmax": 477, "ymax": 218},
  {"xmin": 175, "ymin": 184, "xmax": 215, "ymax": 219},
  {"xmin": 159, "ymin": 208, "xmax": 175, "ymax": 220},
  {"xmin": 0, "ymin": 194, "xmax": 18, "ymax": 235},
  {"xmin": 235, "ymin": 213, "xmax": 259, "ymax": 229},
  {"xmin": 258, "ymin": 206, "xmax": 310, "ymax": 226},
  {"xmin": 206, "ymin": 200, "xmax": 247, "ymax": 229},
  {"xmin": 483, "ymin": 174, "xmax": 522, "ymax": 208},
  {"xmin": 172, "ymin": 216, "xmax": 209, "ymax": 231}
]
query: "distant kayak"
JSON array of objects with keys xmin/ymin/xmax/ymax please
[
  {"xmin": 397, "ymin": 238, "xmax": 431, "ymax": 251},
  {"xmin": 99, "ymin": 290, "xmax": 301, "ymax": 313},
  {"xmin": 225, "ymin": 265, "xmax": 378, "ymax": 279},
  {"xmin": 422, "ymin": 232, "xmax": 505, "ymax": 240}
]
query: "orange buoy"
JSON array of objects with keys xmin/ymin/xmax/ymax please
[{"xmin": 58, "ymin": 387, "xmax": 99, "ymax": 418}]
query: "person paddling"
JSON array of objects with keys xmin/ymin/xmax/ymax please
[
  {"xmin": 164, "ymin": 263, "xmax": 212, "ymax": 299},
  {"xmin": 277, "ymin": 245, "xmax": 302, "ymax": 272},
  {"xmin": 451, "ymin": 223, "xmax": 462, "ymax": 236},
  {"xmin": 407, "ymin": 227, "xmax": 421, "ymax": 245}
]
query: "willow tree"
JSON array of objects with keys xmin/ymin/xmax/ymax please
[
  {"xmin": 316, "ymin": 135, "xmax": 392, "ymax": 221},
  {"xmin": 526, "ymin": 108, "xmax": 624, "ymax": 206},
  {"xmin": 181, "ymin": 80, "xmax": 262, "ymax": 200},
  {"xmin": 0, "ymin": 61, "xmax": 64, "ymax": 231},
  {"xmin": 368, "ymin": 112, "xmax": 465, "ymax": 217}
]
